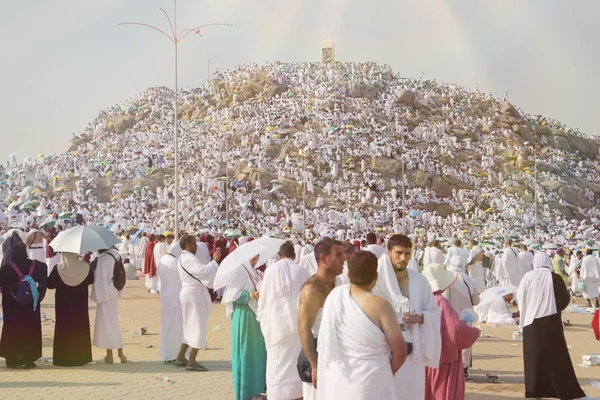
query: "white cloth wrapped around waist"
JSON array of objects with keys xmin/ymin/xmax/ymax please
[{"xmin": 317, "ymin": 285, "xmax": 396, "ymax": 400}]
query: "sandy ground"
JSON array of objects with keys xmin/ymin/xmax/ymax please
[{"xmin": 0, "ymin": 279, "xmax": 598, "ymax": 400}]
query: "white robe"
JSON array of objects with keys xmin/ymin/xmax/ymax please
[
  {"xmin": 485, "ymin": 297, "xmax": 518, "ymax": 325},
  {"xmin": 91, "ymin": 249, "xmax": 125, "ymax": 349},
  {"xmin": 299, "ymin": 252, "xmax": 318, "ymax": 276},
  {"xmin": 317, "ymin": 285, "xmax": 397, "ymax": 400},
  {"xmin": 518, "ymin": 251, "xmax": 534, "ymax": 282},
  {"xmin": 423, "ymin": 246, "xmax": 445, "ymax": 267},
  {"xmin": 178, "ymin": 251, "xmax": 219, "ymax": 349},
  {"xmin": 257, "ymin": 259, "xmax": 310, "ymax": 400},
  {"xmin": 373, "ymin": 255, "xmax": 441, "ymax": 400},
  {"xmin": 580, "ymin": 255, "xmax": 600, "ymax": 299},
  {"xmin": 157, "ymin": 253, "xmax": 184, "ymax": 361},
  {"xmin": 302, "ymin": 309, "xmax": 322, "ymax": 400},
  {"xmin": 365, "ymin": 244, "xmax": 386, "ymax": 259},
  {"xmin": 498, "ymin": 247, "xmax": 520, "ymax": 286},
  {"xmin": 444, "ymin": 246, "xmax": 468, "ymax": 272}
]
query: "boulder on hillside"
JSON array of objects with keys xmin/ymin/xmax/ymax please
[
  {"xmin": 539, "ymin": 180, "xmax": 564, "ymax": 191},
  {"xmin": 500, "ymin": 102, "xmax": 521, "ymax": 119},
  {"xmin": 558, "ymin": 187, "xmax": 593, "ymax": 209},
  {"xmin": 569, "ymin": 134, "xmax": 600, "ymax": 159},
  {"xmin": 417, "ymin": 203, "xmax": 455, "ymax": 218},
  {"xmin": 395, "ymin": 90, "xmax": 416, "ymax": 106},
  {"xmin": 108, "ymin": 114, "xmax": 135, "ymax": 134},
  {"xmin": 349, "ymin": 83, "xmax": 380, "ymax": 100},
  {"xmin": 512, "ymin": 124, "xmax": 534, "ymax": 143}
]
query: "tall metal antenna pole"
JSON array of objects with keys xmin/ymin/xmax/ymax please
[{"xmin": 119, "ymin": 0, "xmax": 231, "ymax": 239}]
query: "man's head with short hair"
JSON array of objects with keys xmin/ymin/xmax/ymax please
[
  {"xmin": 576, "ymin": 250, "xmax": 583, "ymax": 259},
  {"xmin": 348, "ymin": 250, "xmax": 378, "ymax": 287},
  {"xmin": 341, "ymin": 241, "xmax": 356, "ymax": 256},
  {"xmin": 278, "ymin": 241, "xmax": 295, "ymax": 259},
  {"xmin": 505, "ymin": 239, "xmax": 513, "ymax": 247},
  {"xmin": 157, "ymin": 234, "xmax": 165, "ymax": 242},
  {"xmin": 366, "ymin": 232, "xmax": 377, "ymax": 245},
  {"xmin": 314, "ymin": 237, "xmax": 344, "ymax": 277},
  {"xmin": 454, "ymin": 239, "xmax": 462, "ymax": 248},
  {"xmin": 520, "ymin": 244, "xmax": 528, "ymax": 251},
  {"xmin": 179, "ymin": 234, "xmax": 197, "ymax": 253},
  {"xmin": 387, "ymin": 234, "xmax": 413, "ymax": 272},
  {"xmin": 470, "ymin": 239, "xmax": 477, "ymax": 247},
  {"xmin": 587, "ymin": 249, "xmax": 593, "ymax": 256}
]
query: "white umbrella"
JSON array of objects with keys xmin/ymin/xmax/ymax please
[
  {"xmin": 49, "ymin": 225, "xmax": 121, "ymax": 255},
  {"xmin": 213, "ymin": 237, "xmax": 285, "ymax": 290}
]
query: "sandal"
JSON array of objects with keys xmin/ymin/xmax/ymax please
[{"xmin": 185, "ymin": 364, "xmax": 208, "ymax": 372}]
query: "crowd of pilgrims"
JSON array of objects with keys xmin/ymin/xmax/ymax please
[
  {"xmin": 0, "ymin": 62, "xmax": 599, "ymax": 250},
  {"xmin": 0, "ymin": 61, "xmax": 599, "ymax": 399},
  {"xmin": 1, "ymin": 220, "xmax": 599, "ymax": 399}
]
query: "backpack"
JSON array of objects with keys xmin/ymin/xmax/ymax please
[
  {"xmin": 483, "ymin": 255, "xmax": 491, "ymax": 269},
  {"xmin": 107, "ymin": 253, "xmax": 127, "ymax": 291},
  {"xmin": 9, "ymin": 261, "xmax": 39, "ymax": 310}
]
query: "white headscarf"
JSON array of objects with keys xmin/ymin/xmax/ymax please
[
  {"xmin": 57, "ymin": 252, "xmax": 90, "ymax": 287},
  {"xmin": 532, "ymin": 251, "xmax": 552, "ymax": 269},
  {"xmin": 221, "ymin": 261, "xmax": 261, "ymax": 318},
  {"xmin": 517, "ymin": 251, "xmax": 557, "ymax": 329},
  {"xmin": 168, "ymin": 242, "xmax": 182, "ymax": 258}
]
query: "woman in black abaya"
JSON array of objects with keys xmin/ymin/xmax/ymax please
[
  {"xmin": 0, "ymin": 239, "xmax": 47, "ymax": 368},
  {"xmin": 47, "ymin": 252, "xmax": 94, "ymax": 367}
]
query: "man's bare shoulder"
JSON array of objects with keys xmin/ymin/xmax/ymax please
[{"xmin": 300, "ymin": 275, "xmax": 329, "ymax": 299}]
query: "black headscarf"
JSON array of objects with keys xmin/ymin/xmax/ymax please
[{"xmin": 1, "ymin": 231, "xmax": 24, "ymax": 266}]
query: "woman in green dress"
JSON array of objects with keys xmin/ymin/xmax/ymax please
[{"xmin": 222, "ymin": 255, "xmax": 267, "ymax": 400}]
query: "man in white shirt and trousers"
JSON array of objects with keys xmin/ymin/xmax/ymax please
[
  {"xmin": 176, "ymin": 234, "xmax": 221, "ymax": 371},
  {"xmin": 91, "ymin": 247, "xmax": 127, "ymax": 364},
  {"xmin": 374, "ymin": 234, "xmax": 442, "ymax": 400},
  {"xmin": 257, "ymin": 241, "xmax": 310, "ymax": 400}
]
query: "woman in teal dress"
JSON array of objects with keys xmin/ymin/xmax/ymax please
[{"xmin": 222, "ymin": 255, "xmax": 267, "ymax": 400}]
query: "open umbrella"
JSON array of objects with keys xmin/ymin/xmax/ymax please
[
  {"xmin": 213, "ymin": 237, "xmax": 285, "ymax": 290},
  {"xmin": 49, "ymin": 225, "xmax": 121, "ymax": 255}
]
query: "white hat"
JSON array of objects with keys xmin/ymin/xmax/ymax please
[{"xmin": 423, "ymin": 263, "xmax": 458, "ymax": 292}]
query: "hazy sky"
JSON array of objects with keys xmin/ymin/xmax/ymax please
[{"xmin": 1, "ymin": 0, "xmax": 598, "ymax": 163}]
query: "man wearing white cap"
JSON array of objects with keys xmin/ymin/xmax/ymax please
[{"xmin": 517, "ymin": 251, "xmax": 585, "ymax": 399}]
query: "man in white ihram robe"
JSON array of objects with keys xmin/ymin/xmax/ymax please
[
  {"xmin": 257, "ymin": 245, "xmax": 310, "ymax": 400},
  {"xmin": 91, "ymin": 248, "xmax": 126, "ymax": 362},
  {"xmin": 179, "ymin": 242, "xmax": 219, "ymax": 352},
  {"xmin": 157, "ymin": 243, "xmax": 184, "ymax": 362},
  {"xmin": 374, "ymin": 254, "xmax": 441, "ymax": 400},
  {"xmin": 317, "ymin": 285, "xmax": 398, "ymax": 399},
  {"xmin": 497, "ymin": 240, "xmax": 520, "ymax": 286}
]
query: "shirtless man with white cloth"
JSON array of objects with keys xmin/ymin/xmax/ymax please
[
  {"xmin": 318, "ymin": 250, "xmax": 407, "ymax": 399},
  {"xmin": 257, "ymin": 242, "xmax": 310, "ymax": 400},
  {"xmin": 298, "ymin": 238, "xmax": 345, "ymax": 400},
  {"xmin": 374, "ymin": 234, "xmax": 441, "ymax": 400}
]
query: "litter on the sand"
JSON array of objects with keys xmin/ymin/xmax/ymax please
[
  {"xmin": 590, "ymin": 380, "xmax": 600, "ymax": 389},
  {"xmin": 212, "ymin": 325, "xmax": 221, "ymax": 331},
  {"xmin": 576, "ymin": 364, "xmax": 589, "ymax": 368},
  {"xmin": 156, "ymin": 374, "xmax": 174, "ymax": 384},
  {"xmin": 146, "ymin": 344, "xmax": 154, "ymax": 348},
  {"xmin": 37, "ymin": 357, "xmax": 49, "ymax": 363}
]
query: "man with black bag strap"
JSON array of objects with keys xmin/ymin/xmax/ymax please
[
  {"xmin": 297, "ymin": 238, "xmax": 345, "ymax": 400},
  {"xmin": 91, "ymin": 248, "xmax": 127, "ymax": 364}
]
